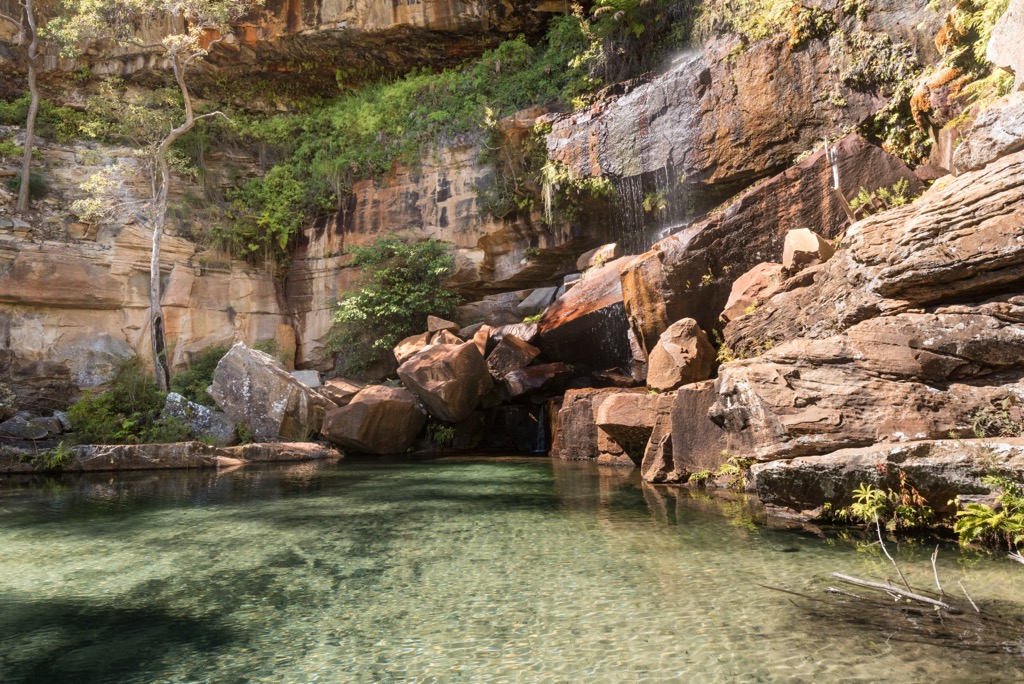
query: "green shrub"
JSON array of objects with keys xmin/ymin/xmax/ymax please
[
  {"xmin": 847, "ymin": 470, "xmax": 936, "ymax": 532},
  {"xmin": 0, "ymin": 139, "xmax": 24, "ymax": 162},
  {"xmin": 68, "ymin": 357, "xmax": 191, "ymax": 445},
  {"xmin": 169, "ymin": 345, "xmax": 229, "ymax": 407},
  {"xmin": 331, "ymin": 237, "xmax": 460, "ymax": 373},
  {"xmin": 849, "ymin": 178, "xmax": 918, "ymax": 217},
  {"xmin": 955, "ymin": 475, "xmax": 1024, "ymax": 551},
  {"xmin": 3, "ymin": 172, "xmax": 47, "ymax": 199}
]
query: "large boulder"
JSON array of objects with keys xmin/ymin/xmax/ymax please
[
  {"xmin": 641, "ymin": 381, "xmax": 737, "ymax": 484},
  {"xmin": 394, "ymin": 332, "xmax": 432, "ymax": 365},
  {"xmin": 988, "ymin": 0, "xmax": 1024, "ymax": 91},
  {"xmin": 503, "ymin": 362, "xmax": 571, "ymax": 399},
  {"xmin": 397, "ymin": 342, "xmax": 493, "ymax": 423},
  {"xmin": 537, "ymin": 256, "xmax": 635, "ymax": 369},
  {"xmin": 319, "ymin": 377, "xmax": 365, "ymax": 406},
  {"xmin": 752, "ymin": 439, "xmax": 1024, "ymax": 515},
  {"xmin": 594, "ymin": 392, "xmax": 658, "ymax": 466},
  {"xmin": 486, "ymin": 334, "xmax": 540, "ymax": 380},
  {"xmin": 620, "ymin": 134, "xmax": 922, "ymax": 351},
  {"xmin": 164, "ymin": 392, "xmax": 237, "ymax": 446},
  {"xmin": 782, "ymin": 228, "xmax": 834, "ymax": 273},
  {"xmin": 719, "ymin": 262, "xmax": 785, "ymax": 325},
  {"xmin": 549, "ymin": 388, "xmax": 614, "ymax": 461},
  {"xmin": 208, "ymin": 343, "xmax": 337, "ymax": 442},
  {"xmin": 515, "ymin": 287, "xmax": 559, "ymax": 316},
  {"xmin": 952, "ymin": 92, "xmax": 1024, "ymax": 174},
  {"xmin": 645, "ymin": 318, "xmax": 715, "ymax": 392},
  {"xmin": 321, "ymin": 385, "xmax": 427, "ymax": 455}
]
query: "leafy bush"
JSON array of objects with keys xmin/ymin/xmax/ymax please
[
  {"xmin": 332, "ymin": 237, "xmax": 460, "ymax": 373},
  {"xmin": 0, "ymin": 139, "xmax": 24, "ymax": 162},
  {"xmin": 0, "ymin": 95, "xmax": 91, "ymax": 143},
  {"xmin": 2, "ymin": 172, "xmax": 47, "ymax": 199},
  {"xmin": 169, "ymin": 345, "xmax": 229, "ymax": 407},
  {"xmin": 970, "ymin": 396, "xmax": 1024, "ymax": 438},
  {"xmin": 848, "ymin": 470, "xmax": 936, "ymax": 532},
  {"xmin": 68, "ymin": 357, "xmax": 191, "ymax": 445},
  {"xmin": 955, "ymin": 475, "xmax": 1024, "ymax": 551}
]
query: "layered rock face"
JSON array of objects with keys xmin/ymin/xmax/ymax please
[
  {"xmin": 544, "ymin": 12, "xmax": 936, "ymax": 193},
  {"xmin": 31, "ymin": 0, "xmax": 555, "ymax": 90},
  {"xmin": 0, "ymin": 224, "xmax": 291, "ymax": 411},
  {"xmin": 691, "ymin": 150, "xmax": 1024, "ymax": 508},
  {"xmin": 286, "ymin": 131, "xmax": 595, "ymax": 368},
  {"xmin": 619, "ymin": 135, "xmax": 922, "ymax": 350}
]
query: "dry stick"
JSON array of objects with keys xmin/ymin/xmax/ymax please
[
  {"xmin": 876, "ymin": 517, "xmax": 913, "ymax": 592},
  {"xmin": 958, "ymin": 579, "xmax": 981, "ymax": 613},
  {"xmin": 1010, "ymin": 550, "xmax": 1024, "ymax": 565},
  {"xmin": 931, "ymin": 545, "xmax": 944, "ymax": 597},
  {"xmin": 831, "ymin": 573, "xmax": 959, "ymax": 612}
]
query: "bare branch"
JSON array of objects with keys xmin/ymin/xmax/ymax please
[
  {"xmin": 0, "ymin": 11, "xmax": 20, "ymax": 27},
  {"xmin": 831, "ymin": 573, "xmax": 959, "ymax": 612},
  {"xmin": 1010, "ymin": 550, "xmax": 1024, "ymax": 565},
  {"xmin": 931, "ymin": 545, "xmax": 944, "ymax": 597},
  {"xmin": 194, "ymin": 110, "xmax": 232, "ymax": 124},
  {"xmin": 123, "ymin": 38, "xmax": 166, "ymax": 50},
  {"xmin": 875, "ymin": 517, "xmax": 912, "ymax": 593},
  {"xmin": 958, "ymin": 579, "xmax": 980, "ymax": 613},
  {"xmin": 183, "ymin": 36, "xmax": 227, "ymax": 68}
]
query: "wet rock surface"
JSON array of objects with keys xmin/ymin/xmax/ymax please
[{"xmin": 620, "ymin": 135, "xmax": 921, "ymax": 349}]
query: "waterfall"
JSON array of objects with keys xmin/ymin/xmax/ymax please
[{"xmin": 532, "ymin": 403, "xmax": 547, "ymax": 454}]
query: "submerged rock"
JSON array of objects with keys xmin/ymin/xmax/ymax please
[
  {"xmin": 321, "ymin": 385, "xmax": 427, "ymax": 455},
  {"xmin": 208, "ymin": 343, "xmax": 337, "ymax": 442}
]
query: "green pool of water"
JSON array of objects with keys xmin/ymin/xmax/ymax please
[{"xmin": 0, "ymin": 457, "xmax": 1021, "ymax": 683}]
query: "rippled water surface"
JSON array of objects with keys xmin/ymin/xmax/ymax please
[{"xmin": 1, "ymin": 457, "xmax": 1022, "ymax": 683}]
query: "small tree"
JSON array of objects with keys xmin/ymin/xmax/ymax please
[
  {"xmin": 0, "ymin": 0, "xmax": 43, "ymax": 213},
  {"xmin": 49, "ymin": 0, "xmax": 263, "ymax": 389},
  {"xmin": 332, "ymin": 237, "xmax": 460, "ymax": 373}
]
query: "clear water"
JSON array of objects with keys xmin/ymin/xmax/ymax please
[{"xmin": 1, "ymin": 458, "xmax": 1022, "ymax": 683}]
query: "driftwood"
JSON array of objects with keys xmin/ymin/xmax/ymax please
[{"xmin": 763, "ymin": 532, "xmax": 1024, "ymax": 657}]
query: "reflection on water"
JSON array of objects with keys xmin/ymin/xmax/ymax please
[{"xmin": 0, "ymin": 458, "xmax": 1021, "ymax": 683}]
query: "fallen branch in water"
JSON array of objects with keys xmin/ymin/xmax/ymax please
[{"xmin": 831, "ymin": 573, "xmax": 959, "ymax": 612}]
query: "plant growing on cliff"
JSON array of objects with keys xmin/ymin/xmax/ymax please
[
  {"xmin": 331, "ymin": 237, "xmax": 459, "ymax": 373},
  {"xmin": 49, "ymin": 0, "xmax": 265, "ymax": 391},
  {"xmin": 849, "ymin": 178, "xmax": 918, "ymax": 218}
]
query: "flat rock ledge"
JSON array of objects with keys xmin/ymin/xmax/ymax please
[{"xmin": 1, "ymin": 441, "xmax": 342, "ymax": 474}]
